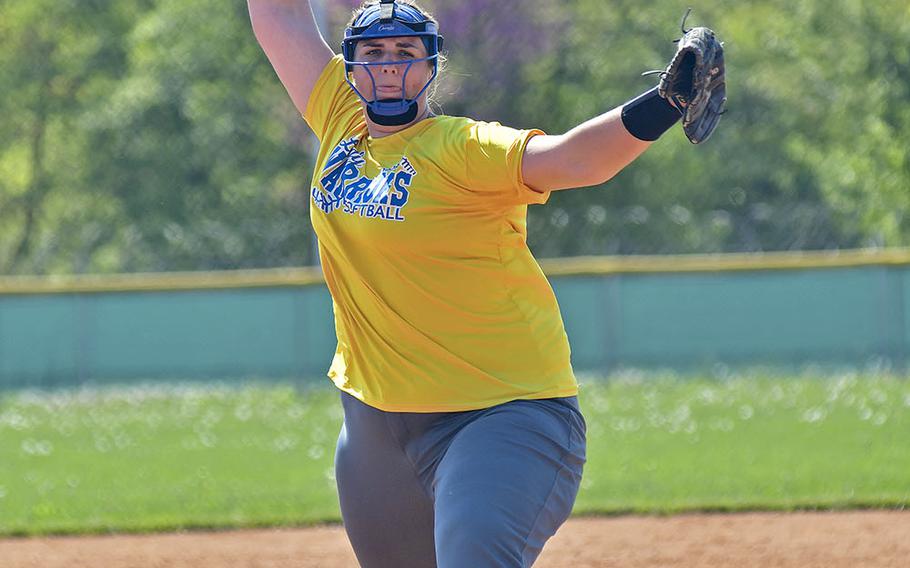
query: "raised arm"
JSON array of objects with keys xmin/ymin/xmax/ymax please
[
  {"xmin": 522, "ymin": 20, "xmax": 726, "ymax": 192},
  {"xmin": 248, "ymin": 0, "xmax": 335, "ymax": 115},
  {"xmin": 521, "ymin": 104, "xmax": 658, "ymax": 192}
]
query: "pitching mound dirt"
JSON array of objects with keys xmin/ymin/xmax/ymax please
[{"xmin": 2, "ymin": 511, "xmax": 908, "ymax": 567}]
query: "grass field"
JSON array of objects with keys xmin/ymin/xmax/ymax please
[{"xmin": 1, "ymin": 373, "xmax": 908, "ymax": 537}]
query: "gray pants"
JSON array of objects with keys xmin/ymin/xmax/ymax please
[{"xmin": 334, "ymin": 392, "xmax": 587, "ymax": 568}]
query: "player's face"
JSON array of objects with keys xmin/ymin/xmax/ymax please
[{"xmin": 351, "ymin": 37, "xmax": 433, "ymax": 103}]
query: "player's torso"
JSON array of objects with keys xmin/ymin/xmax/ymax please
[
  {"xmin": 309, "ymin": 118, "xmax": 509, "ymax": 262},
  {"xmin": 301, "ymin": 57, "xmax": 577, "ymax": 410}
]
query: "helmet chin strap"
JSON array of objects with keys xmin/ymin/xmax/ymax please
[
  {"xmin": 367, "ymin": 99, "xmax": 421, "ymax": 127},
  {"xmin": 349, "ymin": 58, "xmax": 438, "ymax": 128}
]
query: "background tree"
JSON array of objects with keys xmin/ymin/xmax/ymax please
[
  {"xmin": 0, "ymin": 0, "xmax": 149, "ymax": 273},
  {"xmin": 84, "ymin": 0, "xmax": 316, "ymax": 271},
  {"xmin": 1, "ymin": 0, "xmax": 907, "ymax": 275}
]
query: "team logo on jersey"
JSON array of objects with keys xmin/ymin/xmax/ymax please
[{"xmin": 311, "ymin": 136, "xmax": 415, "ymax": 222}]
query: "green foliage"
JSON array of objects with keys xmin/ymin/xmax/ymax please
[
  {"xmin": 0, "ymin": 0, "xmax": 143, "ymax": 273},
  {"xmin": 83, "ymin": 0, "xmax": 316, "ymax": 272},
  {"xmin": 1, "ymin": 0, "xmax": 315, "ymax": 274},
  {"xmin": 518, "ymin": 0, "xmax": 870, "ymax": 256},
  {"xmin": 0, "ymin": 375, "xmax": 907, "ymax": 535},
  {"xmin": 1, "ymin": 0, "xmax": 908, "ymax": 273}
]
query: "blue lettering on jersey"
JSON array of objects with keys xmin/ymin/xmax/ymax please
[
  {"xmin": 311, "ymin": 137, "xmax": 415, "ymax": 222},
  {"xmin": 389, "ymin": 171, "xmax": 412, "ymax": 208}
]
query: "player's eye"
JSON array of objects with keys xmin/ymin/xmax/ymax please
[
  {"xmin": 399, "ymin": 50, "xmax": 415, "ymax": 58},
  {"xmin": 360, "ymin": 48, "xmax": 384, "ymax": 60}
]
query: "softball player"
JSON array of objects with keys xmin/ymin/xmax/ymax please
[{"xmin": 248, "ymin": 1, "xmax": 685, "ymax": 565}]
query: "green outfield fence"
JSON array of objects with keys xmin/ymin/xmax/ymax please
[{"xmin": 2, "ymin": 249, "xmax": 909, "ymax": 389}]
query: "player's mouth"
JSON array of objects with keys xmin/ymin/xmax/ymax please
[{"xmin": 376, "ymin": 86, "xmax": 404, "ymax": 96}]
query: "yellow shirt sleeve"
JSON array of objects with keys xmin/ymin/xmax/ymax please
[
  {"xmin": 460, "ymin": 120, "xmax": 550, "ymax": 206},
  {"xmin": 304, "ymin": 55, "xmax": 361, "ymax": 142}
]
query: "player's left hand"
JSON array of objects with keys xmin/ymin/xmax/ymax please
[{"xmin": 658, "ymin": 17, "xmax": 727, "ymax": 144}]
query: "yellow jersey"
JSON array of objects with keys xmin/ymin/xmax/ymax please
[{"xmin": 304, "ymin": 55, "xmax": 577, "ymax": 412}]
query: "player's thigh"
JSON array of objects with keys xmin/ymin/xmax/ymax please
[
  {"xmin": 334, "ymin": 393, "xmax": 437, "ymax": 568},
  {"xmin": 433, "ymin": 397, "xmax": 586, "ymax": 568}
]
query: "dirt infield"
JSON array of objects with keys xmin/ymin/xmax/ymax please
[{"xmin": 3, "ymin": 511, "xmax": 909, "ymax": 567}]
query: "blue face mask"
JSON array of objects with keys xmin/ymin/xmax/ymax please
[{"xmin": 342, "ymin": 1, "xmax": 445, "ymax": 126}]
